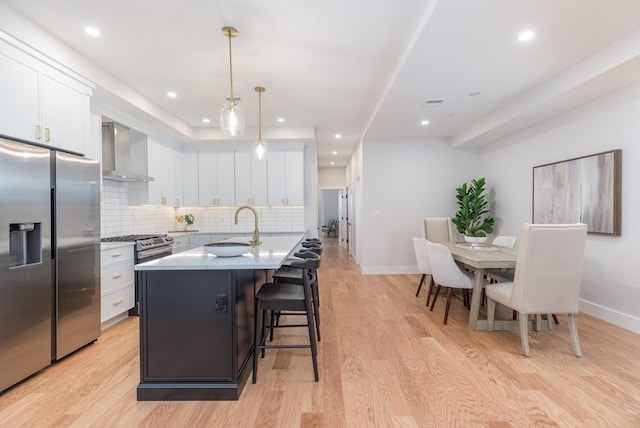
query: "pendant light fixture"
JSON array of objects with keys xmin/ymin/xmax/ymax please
[
  {"xmin": 220, "ymin": 26, "xmax": 245, "ymax": 136},
  {"xmin": 254, "ymin": 86, "xmax": 266, "ymax": 160}
]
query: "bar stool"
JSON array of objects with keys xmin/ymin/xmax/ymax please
[
  {"xmin": 271, "ymin": 250, "xmax": 322, "ymax": 341},
  {"xmin": 253, "ymin": 253, "xmax": 321, "ymax": 383}
]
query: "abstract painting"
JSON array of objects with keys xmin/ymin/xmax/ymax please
[{"xmin": 532, "ymin": 150, "xmax": 621, "ymax": 235}]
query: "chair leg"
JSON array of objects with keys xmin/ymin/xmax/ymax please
[
  {"xmin": 425, "ymin": 276, "xmax": 434, "ymax": 307},
  {"xmin": 519, "ymin": 313, "xmax": 530, "ymax": 357},
  {"xmin": 487, "ymin": 298, "xmax": 496, "ymax": 331},
  {"xmin": 462, "ymin": 289, "xmax": 470, "ymax": 309},
  {"xmin": 429, "ymin": 285, "xmax": 441, "ymax": 310},
  {"xmin": 547, "ymin": 314, "xmax": 554, "ymax": 331},
  {"xmin": 443, "ymin": 287, "xmax": 453, "ymax": 325},
  {"xmin": 568, "ymin": 313, "xmax": 582, "ymax": 357},
  {"xmin": 512, "ymin": 309, "xmax": 517, "ymax": 320},
  {"xmin": 260, "ymin": 308, "xmax": 267, "ymax": 358},
  {"xmin": 415, "ymin": 274, "xmax": 425, "ymax": 296},
  {"xmin": 305, "ymin": 295, "xmax": 319, "ymax": 381},
  {"xmin": 553, "ymin": 314, "xmax": 559, "ymax": 324},
  {"xmin": 252, "ymin": 299, "xmax": 260, "ymax": 384},
  {"xmin": 312, "ymin": 282, "xmax": 321, "ymax": 341}
]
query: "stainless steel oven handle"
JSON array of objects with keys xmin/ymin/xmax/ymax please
[{"xmin": 137, "ymin": 246, "xmax": 172, "ymax": 260}]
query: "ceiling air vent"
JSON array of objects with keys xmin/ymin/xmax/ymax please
[{"xmin": 423, "ymin": 99, "xmax": 444, "ymax": 107}]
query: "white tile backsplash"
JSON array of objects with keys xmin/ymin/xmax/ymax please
[{"xmin": 100, "ymin": 181, "xmax": 306, "ymax": 237}]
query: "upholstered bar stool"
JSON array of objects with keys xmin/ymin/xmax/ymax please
[{"xmin": 253, "ymin": 253, "xmax": 321, "ymax": 383}]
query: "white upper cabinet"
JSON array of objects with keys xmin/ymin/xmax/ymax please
[
  {"xmin": 267, "ymin": 147, "xmax": 304, "ymax": 206},
  {"xmin": 182, "ymin": 148, "xmax": 199, "ymax": 206},
  {"xmin": 0, "ymin": 37, "xmax": 93, "ymax": 155},
  {"xmin": 146, "ymin": 139, "xmax": 182, "ymax": 206},
  {"xmin": 198, "ymin": 149, "xmax": 235, "ymax": 206},
  {"xmin": 234, "ymin": 145, "xmax": 268, "ymax": 206}
]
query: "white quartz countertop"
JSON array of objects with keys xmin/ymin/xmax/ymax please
[{"xmin": 134, "ymin": 235, "xmax": 304, "ymax": 271}]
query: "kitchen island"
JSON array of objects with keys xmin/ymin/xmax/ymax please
[{"xmin": 134, "ymin": 235, "xmax": 304, "ymax": 400}]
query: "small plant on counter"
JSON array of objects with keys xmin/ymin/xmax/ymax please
[
  {"xmin": 184, "ymin": 214, "xmax": 195, "ymax": 226},
  {"xmin": 452, "ymin": 177, "xmax": 495, "ymax": 238}
]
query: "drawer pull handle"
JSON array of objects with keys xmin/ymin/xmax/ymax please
[
  {"xmin": 112, "ymin": 253, "xmax": 122, "ymax": 257},
  {"xmin": 113, "ymin": 300, "xmax": 123, "ymax": 305},
  {"xmin": 112, "ymin": 274, "xmax": 122, "ymax": 279}
]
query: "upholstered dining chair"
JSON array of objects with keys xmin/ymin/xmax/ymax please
[
  {"xmin": 485, "ymin": 223, "xmax": 588, "ymax": 357},
  {"xmin": 420, "ymin": 217, "xmax": 454, "ymax": 243},
  {"xmin": 417, "ymin": 217, "xmax": 454, "ymax": 303},
  {"xmin": 412, "ymin": 237, "xmax": 436, "ymax": 305},
  {"xmin": 426, "ymin": 241, "xmax": 480, "ymax": 324}
]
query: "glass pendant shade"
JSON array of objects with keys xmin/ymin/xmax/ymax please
[
  {"xmin": 254, "ymin": 138, "xmax": 266, "ymax": 160},
  {"xmin": 220, "ymin": 101, "xmax": 245, "ymax": 137},
  {"xmin": 254, "ymin": 86, "xmax": 266, "ymax": 160}
]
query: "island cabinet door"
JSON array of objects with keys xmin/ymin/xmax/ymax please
[{"xmin": 140, "ymin": 271, "xmax": 235, "ymax": 381}]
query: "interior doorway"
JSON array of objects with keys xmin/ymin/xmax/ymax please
[{"xmin": 320, "ymin": 189, "xmax": 340, "ymax": 239}]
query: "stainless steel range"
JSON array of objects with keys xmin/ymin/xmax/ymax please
[{"xmin": 101, "ymin": 234, "xmax": 173, "ymax": 314}]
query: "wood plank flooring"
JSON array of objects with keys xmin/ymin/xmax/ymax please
[{"xmin": 1, "ymin": 238, "xmax": 639, "ymax": 427}]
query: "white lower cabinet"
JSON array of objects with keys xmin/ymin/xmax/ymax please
[{"xmin": 100, "ymin": 244, "xmax": 134, "ymax": 327}]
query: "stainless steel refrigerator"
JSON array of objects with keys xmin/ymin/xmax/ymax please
[{"xmin": 0, "ymin": 136, "xmax": 101, "ymax": 392}]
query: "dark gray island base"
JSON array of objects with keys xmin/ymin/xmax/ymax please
[
  {"xmin": 134, "ymin": 235, "xmax": 304, "ymax": 401},
  {"xmin": 136, "ymin": 268, "xmax": 269, "ymax": 400}
]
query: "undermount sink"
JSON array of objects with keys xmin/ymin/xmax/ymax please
[{"xmin": 204, "ymin": 242, "xmax": 252, "ymax": 257}]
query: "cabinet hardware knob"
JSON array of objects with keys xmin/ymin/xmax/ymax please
[
  {"xmin": 45, "ymin": 128, "xmax": 51, "ymax": 142},
  {"xmin": 113, "ymin": 300, "xmax": 123, "ymax": 305},
  {"xmin": 36, "ymin": 125, "xmax": 42, "ymax": 139},
  {"xmin": 112, "ymin": 253, "xmax": 122, "ymax": 257},
  {"xmin": 112, "ymin": 274, "xmax": 122, "ymax": 279}
]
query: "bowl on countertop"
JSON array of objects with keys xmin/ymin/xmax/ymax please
[{"xmin": 204, "ymin": 242, "xmax": 252, "ymax": 257}]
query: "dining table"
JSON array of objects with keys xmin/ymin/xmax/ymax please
[{"xmin": 442, "ymin": 241, "xmax": 553, "ymax": 331}]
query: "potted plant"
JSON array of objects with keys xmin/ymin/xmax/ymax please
[
  {"xmin": 452, "ymin": 177, "xmax": 495, "ymax": 243},
  {"xmin": 184, "ymin": 213, "xmax": 195, "ymax": 230}
]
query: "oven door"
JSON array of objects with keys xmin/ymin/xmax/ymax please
[
  {"xmin": 137, "ymin": 246, "xmax": 172, "ymax": 264},
  {"xmin": 130, "ymin": 245, "xmax": 172, "ymax": 316}
]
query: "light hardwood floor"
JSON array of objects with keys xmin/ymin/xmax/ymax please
[{"xmin": 1, "ymin": 238, "xmax": 639, "ymax": 427}]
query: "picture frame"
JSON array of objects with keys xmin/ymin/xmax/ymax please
[{"xmin": 532, "ymin": 150, "xmax": 621, "ymax": 235}]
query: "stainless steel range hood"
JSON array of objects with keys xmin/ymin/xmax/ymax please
[{"xmin": 102, "ymin": 122, "xmax": 154, "ymax": 182}]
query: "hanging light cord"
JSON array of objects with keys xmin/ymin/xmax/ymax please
[
  {"xmin": 258, "ymin": 89, "xmax": 263, "ymax": 141},
  {"xmin": 227, "ymin": 28, "xmax": 236, "ymax": 105}
]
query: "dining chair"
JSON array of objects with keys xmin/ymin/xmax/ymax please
[
  {"xmin": 253, "ymin": 253, "xmax": 321, "ymax": 383},
  {"xmin": 485, "ymin": 223, "xmax": 588, "ymax": 357},
  {"xmin": 426, "ymin": 241, "xmax": 480, "ymax": 324},
  {"xmin": 420, "ymin": 217, "xmax": 454, "ymax": 243},
  {"xmin": 412, "ymin": 237, "xmax": 435, "ymax": 306},
  {"xmin": 485, "ymin": 235, "xmax": 517, "ymax": 283}
]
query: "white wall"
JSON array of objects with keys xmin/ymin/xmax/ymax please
[
  {"xmin": 360, "ymin": 138, "xmax": 481, "ymax": 273},
  {"xmin": 318, "ymin": 167, "xmax": 346, "ymax": 188},
  {"xmin": 481, "ymin": 85, "xmax": 640, "ymax": 332}
]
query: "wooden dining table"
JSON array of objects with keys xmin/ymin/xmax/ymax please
[{"xmin": 442, "ymin": 241, "xmax": 551, "ymax": 331}]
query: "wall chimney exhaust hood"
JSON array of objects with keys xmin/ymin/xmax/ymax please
[{"xmin": 101, "ymin": 122, "xmax": 154, "ymax": 182}]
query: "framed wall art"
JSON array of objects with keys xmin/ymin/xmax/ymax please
[{"xmin": 532, "ymin": 150, "xmax": 621, "ymax": 235}]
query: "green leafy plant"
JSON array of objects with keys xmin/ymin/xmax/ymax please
[
  {"xmin": 184, "ymin": 214, "xmax": 195, "ymax": 226},
  {"xmin": 452, "ymin": 177, "xmax": 495, "ymax": 237}
]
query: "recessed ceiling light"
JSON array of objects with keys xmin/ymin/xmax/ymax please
[
  {"xmin": 202, "ymin": 118, "xmax": 210, "ymax": 124},
  {"xmin": 84, "ymin": 26, "xmax": 100, "ymax": 37},
  {"xmin": 335, "ymin": 134, "xmax": 342, "ymax": 139},
  {"xmin": 421, "ymin": 120, "xmax": 429, "ymax": 126},
  {"xmin": 518, "ymin": 30, "xmax": 535, "ymax": 42},
  {"xmin": 167, "ymin": 91, "xmax": 177, "ymax": 98},
  {"xmin": 330, "ymin": 162, "xmax": 335, "ymax": 165},
  {"xmin": 332, "ymin": 151, "xmax": 338, "ymax": 155},
  {"xmin": 277, "ymin": 117, "xmax": 285, "ymax": 123},
  {"xmin": 468, "ymin": 91, "xmax": 482, "ymax": 97}
]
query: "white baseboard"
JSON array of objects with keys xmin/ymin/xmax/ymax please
[{"xmin": 580, "ymin": 299, "xmax": 640, "ymax": 334}]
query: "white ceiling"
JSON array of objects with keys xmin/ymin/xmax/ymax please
[{"xmin": 2, "ymin": 0, "xmax": 639, "ymax": 167}]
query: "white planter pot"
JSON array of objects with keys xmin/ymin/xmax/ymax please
[{"xmin": 464, "ymin": 235, "xmax": 488, "ymax": 244}]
